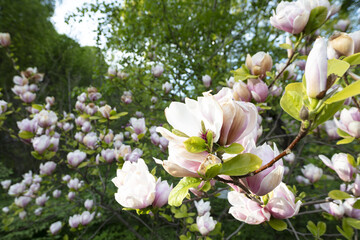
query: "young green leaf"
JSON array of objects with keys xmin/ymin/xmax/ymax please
[
  {"xmin": 219, "ymin": 153, "xmax": 262, "ymax": 176},
  {"xmin": 183, "ymin": 136, "xmax": 207, "ymax": 153},
  {"xmin": 343, "ymin": 52, "xmax": 360, "ymax": 66},
  {"xmin": 304, "ymin": 6, "xmax": 328, "ymax": 35},
  {"xmin": 218, "ymin": 143, "xmax": 244, "ymax": 154},
  {"xmin": 168, "ymin": 177, "xmax": 202, "ymax": 207},
  {"xmin": 280, "ymin": 82, "xmax": 304, "ymax": 121},
  {"xmin": 268, "ymin": 218, "xmax": 287, "ymax": 231},
  {"xmin": 328, "ymin": 190, "xmax": 351, "ymax": 200}
]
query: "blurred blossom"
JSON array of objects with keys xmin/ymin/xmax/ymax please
[
  {"xmin": 50, "ymin": 221, "xmax": 62, "ymax": 235},
  {"xmin": 296, "ymin": 175, "xmax": 311, "ymax": 185},
  {"xmin": 284, "ymin": 166, "xmax": 289, "ymax": 175},
  {"xmin": 0, "ymin": 32, "xmax": 11, "ymax": 47},
  {"xmin": 29, "ymin": 84, "xmax": 39, "ymax": 92},
  {"xmin": 162, "ymin": 82, "xmax": 172, "ymax": 93},
  {"xmin": 1, "ymin": 180, "xmax": 11, "ymax": 189},
  {"xmin": 245, "ymin": 143, "xmax": 284, "ymax": 196},
  {"xmin": 112, "ymin": 158, "xmax": 156, "ymax": 209},
  {"xmin": 2, "ymin": 207, "xmax": 9, "ymax": 213},
  {"xmin": 202, "ymin": 75, "xmax": 212, "ymax": 88},
  {"xmin": 39, "ymin": 161, "xmax": 56, "ymax": 175},
  {"xmin": 29, "ymin": 183, "xmax": 40, "ymax": 193},
  {"xmin": 0, "ymin": 100, "xmax": 7, "ymax": 114},
  {"xmin": 117, "ymin": 71, "xmax": 129, "ymax": 79},
  {"xmin": 194, "ymin": 199, "xmax": 211, "ymax": 216},
  {"xmin": 67, "ymin": 150, "xmax": 87, "ymax": 167},
  {"xmin": 33, "ymin": 174, "xmax": 42, "ymax": 183},
  {"xmin": 269, "ymin": 84, "xmax": 283, "ymax": 97},
  {"xmin": 75, "ymin": 101, "xmax": 85, "ymax": 111},
  {"xmin": 334, "ymin": 19, "xmax": 350, "ymax": 31},
  {"xmin": 350, "ymin": 30, "xmax": 360, "ymax": 53},
  {"xmin": 121, "ymin": 91, "xmax": 133, "ymax": 104},
  {"xmin": 68, "ymin": 192, "xmax": 76, "ymax": 201},
  {"xmin": 101, "ymin": 149, "xmax": 116, "ymax": 163},
  {"xmin": 20, "ymin": 91, "xmax": 36, "ymax": 103},
  {"xmin": 149, "ymin": 126, "xmax": 157, "ymax": 135},
  {"xmin": 151, "ymin": 96, "xmax": 158, "ymax": 103},
  {"xmin": 81, "ymin": 211, "xmax": 95, "ymax": 226},
  {"xmin": 270, "ymin": 1, "xmax": 309, "ymax": 34},
  {"xmin": 19, "ymin": 211, "xmax": 27, "ymax": 220},
  {"xmin": 153, "ymin": 178, "xmax": 172, "ymax": 208},
  {"xmin": 344, "ymin": 198, "xmax": 360, "ymax": 219},
  {"xmin": 107, "ymin": 67, "xmax": 116, "ymax": 77},
  {"xmin": 320, "ymin": 201, "xmax": 344, "ymax": 219},
  {"xmin": 197, "ymin": 212, "xmax": 217, "ymax": 236},
  {"xmin": 85, "ymin": 103, "xmax": 98, "ymax": 116},
  {"xmin": 69, "ymin": 214, "xmax": 81, "ymax": 228},
  {"xmin": 152, "ymin": 65, "xmax": 164, "ymax": 77},
  {"xmin": 62, "ymin": 122, "xmax": 73, "ymax": 132},
  {"xmin": 99, "ymin": 105, "xmax": 112, "ymax": 119},
  {"xmin": 34, "ymin": 207, "xmax": 43, "ymax": 216},
  {"xmin": 15, "ymin": 196, "xmax": 32, "ymax": 208},
  {"xmin": 125, "ymin": 148, "xmax": 143, "ymax": 163},
  {"xmin": 67, "ymin": 178, "xmax": 81, "ymax": 190},
  {"xmin": 49, "ymin": 137, "xmax": 59, "ymax": 152},
  {"xmin": 150, "ymin": 133, "xmax": 160, "ymax": 145},
  {"xmin": 226, "ymin": 77, "xmax": 235, "ymax": 88},
  {"xmin": 32, "ymin": 135, "xmax": 51, "ymax": 154},
  {"xmin": 247, "ymin": 78, "xmax": 268, "ymax": 102},
  {"xmin": 84, "ymin": 199, "xmax": 94, "ymax": 211},
  {"xmin": 334, "ymin": 107, "xmax": 360, "ymax": 138},
  {"xmin": 88, "ymin": 90, "xmax": 102, "ymax": 102},
  {"xmin": 53, "ymin": 189, "xmax": 61, "ymax": 198},
  {"xmin": 298, "ymin": 0, "xmax": 330, "ymax": 12},
  {"xmin": 275, "ymin": 62, "xmax": 296, "ymax": 80},
  {"xmin": 45, "ymin": 96, "xmax": 55, "ymax": 106},
  {"xmin": 246, "ymin": 52, "xmax": 273, "ymax": 79},
  {"xmin": 36, "ymin": 193, "xmax": 49, "ymax": 206},
  {"xmin": 233, "ymin": 81, "xmax": 251, "ymax": 102},
  {"xmin": 81, "ymin": 121, "xmax": 92, "ymax": 132},
  {"xmin": 265, "ymin": 182, "xmax": 301, "ymax": 219},
  {"xmin": 130, "ymin": 118, "xmax": 147, "ymax": 135},
  {"xmin": 284, "ymin": 152, "xmax": 295, "ymax": 164},
  {"xmin": 83, "ymin": 132, "xmax": 98, "ymax": 149},
  {"xmin": 12, "ymin": 84, "xmax": 29, "ymax": 96},
  {"xmin": 35, "ymin": 110, "xmax": 58, "ymax": 128},
  {"xmin": 328, "ymin": 32, "xmax": 354, "ymax": 58},
  {"xmin": 104, "ymin": 130, "xmax": 114, "ymax": 144},
  {"xmin": 17, "ymin": 118, "xmax": 37, "ymax": 133},
  {"xmin": 131, "ymin": 133, "xmax": 139, "ymax": 142},
  {"xmin": 159, "ymin": 137, "xmax": 169, "ymax": 151},
  {"xmin": 324, "ymin": 120, "xmax": 340, "ymax": 139},
  {"xmin": 228, "ymin": 191, "xmax": 271, "ymax": 224},
  {"xmin": 301, "ymin": 163, "xmax": 323, "ymax": 183},
  {"xmin": 77, "ymin": 92, "xmax": 87, "ymax": 103},
  {"xmin": 62, "ymin": 175, "xmax": 71, "ymax": 182},
  {"xmin": 319, "ymin": 153, "xmax": 355, "ymax": 182}
]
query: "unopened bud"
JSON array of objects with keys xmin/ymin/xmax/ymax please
[
  {"xmin": 299, "ymin": 106, "xmax": 309, "ymax": 121},
  {"xmin": 329, "ymin": 32, "xmax": 354, "ymax": 57}
]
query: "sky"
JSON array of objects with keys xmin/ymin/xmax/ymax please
[{"xmin": 51, "ymin": 0, "xmax": 100, "ymax": 47}]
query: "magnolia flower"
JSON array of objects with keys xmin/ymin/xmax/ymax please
[
  {"xmin": 350, "ymin": 30, "xmax": 360, "ymax": 53},
  {"xmin": 83, "ymin": 132, "xmax": 98, "ymax": 149},
  {"xmin": 67, "ymin": 178, "xmax": 81, "ymax": 190},
  {"xmin": 150, "ymin": 133, "xmax": 160, "ymax": 145},
  {"xmin": 334, "ymin": 19, "xmax": 350, "ymax": 31},
  {"xmin": 101, "ymin": 149, "xmax": 115, "ymax": 163},
  {"xmin": 152, "ymin": 178, "xmax": 172, "ymax": 208},
  {"xmin": 84, "ymin": 199, "xmax": 94, "ymax": 211},
  {"xmin": 162, "ymin": 82, "xmax": 172, "ymax": 93},
  {"xmin": 39, "ymin": 161, "xmax": 56, "ymax": 175},
  {"xmin": 328, "ymin": 32, "xmax": 354, "ymax": 58},
  {"xmin": 275, "ymin": 62, "xmax": 296, "ymax": 80},
  {"xmin": 244, "ymin": 143, "xmax": 284, "ymax": 196},
  {"xmin": 1, "ymin": 180, "xmax": 11, "ymax": 189},
  {"xmin": 112, "ymin": 158, "xmax": 156, "ymax": 209},
  {"xmin": 344, "ymin": 198, "xmax": 360, "ymax": 219},
  {"xmin": 0, "ymin": 100, "xmax": 7, "ymax": 114},
  {"xmin": 202, "ymin": 75, "xmax": 212, "ymax": 88},
  {"xmin": 159, "ymin": 137, "xmax": 169, "ymax": 151},
  {"xmin": 62, "ymin": 175, "xmax": 71, "ymax": 182},
  {"xmin": 50, "ymin": 221, "xmax": 62, "ymax": 235},
  {"xmin": 194, "ymin": 199, "xmax": 211, "ymax": 216},
  {"xmin": 247, "ymin": 78, "xmax": 268, "ymax": 102},
  {"xmin": 85, "ymin": 103, "xmax": 98, "ymax": 115},
  {"xmin": 151, "ymin": 96, "xmax": 158, "ymax": 103},
  {"xmin": 320, "ymin": 201, "xmax": 344, "ymax": 219},
  {"xmin": 36, "ymin": 194, "xmax": 49, "ymax": 206},
  {"xmin": 0, "ymin": 32, "xmax": 11, "ymax": 47},
  {"xmin": 305, "ymin": 37, "xmax": 327, "ymax": 99},
  {"xmin": 19, "ymin": 211, "xmax": 27, "ymax": 220},
  {"xmin": 319, "ymin": 153, "xmax": 355, "ymax": 182},
  {"xmin": 334, "ymin": 107, "xmax": 360, "ymax": 138},
  {"xmin": 246, "ymin": 52, "xmax": 273, "ymax": 79},
  {"xmin": 2, "ymin": 207, "xmax": 9, "ymax": 213},
  {"xmin": 301, "ymin": 163, "xmax": 323, "ymax": 183},
  {"xmin": 152, "ymin": 65, "xmax": 164, "ymax": 77},
  {"xmin": 124, "ymin": 148, "xmax": 143, "ymax": 163},
  {"xmin": 34, "ymin": 207, "xmax": 43, "ymax": 216},
  {"xmin": 121, "ymin": 91, "xmax": 132, "ymax": 104},
  {"xmin": 20, "ymin": 91, "xmax": 36, "ymax": 103},
  {"xmin": 265, "ymin": 182, "xmax": 301, "ymax": 219},
  {"xmin": 228, "ymin": 191, "xmax": 271, "ymax": 224},
  {"xmin": 35, "ymin": 110, "xmax": 58, "ymax": 128},
  {"xmin": 81, "ymin": 211, "xmax": 95, "ymax": 226},
  {"xmin": 130, "ymin": 118, "xmax": 147, "ymax": 135},
  {"xmin": 226, "ymin": 77, "xmax": 235, "ymax": 88},
  {"xmin": 117, "ymin": 71, "xmax": 129, "ymax": 79},
  {"xmin": 270, "ymin": 1, "xmax": 310, "ymax": 34},
  {"xmin": 32, "ymin": 135, "xmax": 51, "ymax": 154},
  {"xmin": 69, "ymin": 214, "xmax": 81, "ymax": 228},
  {"xmin": 53, "ymin": 189, "xmax": 61, "ymax": 198},
  {"xmin": 99, "ymin": 105, "xmax": 112, "ymax": 119},
  {"xmin": 283, "ymin": 152, "xmax": 295, "ymax": 164},
  {"xmin": 197, "ymin": 212, "xmax": 217, "ymax": 236},
  {"xmin": 67, "ymin": 150, "xmax": 87, "ymax": 167},
  {"xmin": 324, "ymin": 120, "xmax": 340, "ymax": 139},
  {"xmin": 15, "ymin": 196, "xmax": 32, "ymax": 208},
  {"xmin": 233, "ymin": 81, "xmax": 251, "ymax": 102},
  {"xmin": 75, "ymin": 101, "xmax": 85, "ymax": 111},
  {"xmin": 68, "ymin": 192, "xmax": 76, "ymax": 201}
]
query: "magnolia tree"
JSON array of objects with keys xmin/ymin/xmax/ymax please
[{"xmin": 1, "ymin": 0, "xmax": 360, "ymax": 239}]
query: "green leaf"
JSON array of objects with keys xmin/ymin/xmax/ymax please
[
  {"xmin": 279, "ymin": 43, "xmax": 292, "ymax": 49},
  {"xmin": 77, "ymin": 161, "xmax": 90, "ymax": 168},
  {"xmin": 280, "ymin": 82, "xmax": 304, "ymax": 121},
  {"xmin": 231, "ymin": 65, "xmax": 258, "ymax": 81},
  {"xmin": 189, "ymin": 223, "xmax": 199, "ymax": 232},
  {"xmin": 32, "ymin": 104, "xmax": 43, "ymax": 111},
  {"xmin": 312, "ymin": 100, "xmax": 344, "ymax": 129},
  {"xmin": 168, "ymin": 177, "xmax": 202, "ymax": 207},
  {"xmin": 343, "ymin": 53, "xmax": 360, "ymax": 66},
  {"xmin": 326, "ymin": 59, "xmax": 350, "ymax": 85},
  {"xmin": 31, "ymin": 151, "xmax": 42, "ymax": 160},
  {"xmin": 218, "ymin": 143, "xmax": 244, "ymax": 154},
  {"xmin": 219, "ymin": 153, "xmax": 262, "ymax": 176},
  {"xmin": 317, "ymin": 221, "xmax": 326, "ymax": 236},
  {"xmin": 337, "ymin": 137, "xmax": 355, "ymax": 145},
  {"xmin": 204, "ymin": 163, "xmax": 222, "ymax": 179},
  {"xmin": 353, "ymin": 200, "xmax": 360, "ymax": 209},
  {"xmin": 304, "ymin": 6, "xmax": 328, "ymax": 35},
  {"xmin": 89, "ymin": 116, "xmax": 101, "ymax": 120},
  {"xmin": 328, "ymin": 190, "xmax": 351, "ymax": 200},
  {"xmin": 307, "ymin": 221, "xmax": 317, "ymax": 237},
  {"xmin": 325, "ymin": 80, "xmax": 360, "ymax": 104},
  {"xmin": 345, "ymin": 218, "xmax": 360, "ymax": 229},
  {"xmin": 206, "ymin": 130, "xmax": 213, "ymax": 152},
  {"xmin": 337, "ymin": 128, "xmax": 351, "ymax": 138},
  {"xmin": 44, "ymin": 151, "xmax": 56, "ymax": 160},
  {"xmin": 183, "ymin": 136, "xmax": 207, "ymax": 153},
  {"xmin": 268, "ymin": 218, "xmax": 287, "ymax": 231},
  {"xmin": 159, "ymin": 212, "xmax": 172, "ymax": 222},
  {"xmin": 18, "ymin": 130, "xmax": 35, "ymax": 139}
]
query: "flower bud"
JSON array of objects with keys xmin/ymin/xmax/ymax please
[
  {"xmin": 32, "ymin": 135, "xmax": 51, "ymax": 154},
  {"xmin": 99, "ymin": 105, "xmax": 112, "ymax": 119},
  {"xmin": 101, "ymin": 149, "xmax": 115, "ymax": 163},
  {"xmin": 329, "ymin": 32, "xmax": 354, "ymax": 57},
  {"xmin": 69, "ymin": 214, "xmax": 81, "ymax": 228},
  {"xmin": 324, "ymin": 120, "xmax": 340, "ymax": 139},
  {"xmin": 150, "ymin": 133, "xmax": 160, "ymax": 145},
  {"xmin": 162, "ymin": 82, "xmax": 172, "ymax": 93},
  {"xmin": 83, "ymin": 132, "xmax": 98, "ymax": 149},
  {"xmin": 62, "ymin": 175, "xmax": 71, "ymax": 182},
  {"xmin": 246, "ymin": 52, "xmax": 273, "ymax": 79},
  {"xmin": 67, "ymin": 150, "xmax": 87, "ymax": 168},
  {"xmin": 53, "ymin": 189, "xmax": 61, "ymax": 198},
  {"xmin": 334, "ymin": 107, "xmax": 360, "ymax": 138},
  {"xmin": 15, "ymin": 196, "xmax": 32, "ymax": 208},
  {"xmin": 81, "ymin": 211, "xmax": 95, "ymax": 226},
  {"xmin": 344, "ymin": 198, "xmax": 360, "ymax": 219},
  {"xmin": 202, "ymin": 75, "xmax": 211, "ymax": 88},
  {"xmin": 130, "ymin": 118, "xmax": 147, "ymax": 135},
  {"xmin": 227, "ymin": 77, "xmax": 235, "ymax": 88},
  {"xmin": 107, "ymin": 67, "xmax": 116, "ymax": 77},
  {"xmin": 68, "ymin": 192, "xmax": 76, "ymax": 201},
  {"xmin": 151, "ymin": 96, "xmax": 158, "ymax": 103},
  {"xmin": 320, "ymin": 201, "xmax": 344, "ymax": 219},
  {"xmin": 34, "ymin": 207, "xmax": 43, "ymax": 216},
  {"xmin": 270, "ymin": 2, "xmax": 309, "ymax": 34},
  {"xmin": 36, "ymin": 194, "xmax": 49, "ymax": 206},
  {"xmin": 0, "ymin": 33, "xmax": 11, "ymax": 47},
  {"xmin": 159, "ymin": 137, "xmax": 169, "ymax": 152},
  {"xmin": 2, "ymin": 207, "xmax": 9, "ymax": 213},
  {"xmin": 196, "ymin": 212, "xmax": 217, "ymax": 236},
  {"xmin": 1, "ymin": 180, "xmax": 11, "ymax": 189},
  {"xmin": 194, "ymin": 199, "xmax": 211, "ymax": 216},
  {"xmin": 20, "ymin": 91, "xmax": 36, "ymax": 103},
  {"xmin": 305, "ymin": 37, "xmax": 327, "ymax": 99},
  {"xmin": 301, "ymin": 163, "xmax": 323, "ymax": 183},
  {"xmin": 153, "ymin": 178, "xmax": 172, "ymax": 208},
  {"xmin": 152, "ymin": 65, "xmax": 164, "ymax": 77},
  {"xmin": 50, "ymin": 221, "xmax": 62, "ymax": 235},
  {"xmin": 350, "ymin": 30, "xmax": 360, "ymax": 53},
  {"xmin": 19, "ymin": 211, "xmax": 27, "ymax": 220},
  {"xmin": 13, "ymin": 76, "xmax": 28, "ymax": 86},
  {"xmin": 84, "ymin": 199, "xmax": 94, "ymax": 211},
  {"xmin": 247, "ymin": 78, "xmax": 268, "ymax": 102},
  {"xmin": 334, "ymin": 19, "xmax": 350, "ymax": 32}
]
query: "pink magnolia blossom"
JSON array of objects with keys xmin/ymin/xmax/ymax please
[
  {"xmin": 50, "ymin": 221, "xmax": 62, "ymax": 235},
  {"xmin": 197, "ymin": 212, "xmax": 217, "ymax": 236},
  {"xmin": 319, "ymin": 153, "xmax": 355, "ymax": 182},
  {"xmin": 334, "ymin": 107, "xmax": 360, "ymax": 138},
  {"xmin": 39, "ymin": 161, "xmax": 56, "ymax": 175},
  {"xmin": 194, "ymin": 199, "xmax": 211, "ymax": 216},
  {"xmin": 301, "ymin": 163, "xmax": 323, "ymax": 183},
  {"xmin": 152, "ymin": 178, "xmax": 172, "ymax": 208},
  {"xmin": 245, "ymin": 52, "xmax": 273, "ymax": 79}
]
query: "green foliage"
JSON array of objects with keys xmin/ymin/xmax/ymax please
[
  {"xmin": 328, "ymin": 190, "xmax": 351, "ymax": 200},
  {"xmin": 183, "ymin": 137, "xmax": 207, "ymax": 153},
  {"xmin": 219, "ymin": 153, "xmax": 262, "ymax": 176},
  {"xmin": 217, "ymin": 143, "xmax": 244, "ymax": 154},
  {"xmin": 268, "ymin": 218, "xmax": 287, "ymax": 231},
  {"xmin": 168, "ymin": 177, "xmax": 202, "ymax": 207},
  {"xmin": 304, "ymin": 7, "xmax": 328, "ymax": 35}
]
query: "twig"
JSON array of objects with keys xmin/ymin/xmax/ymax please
[
  {"xmin": 89, "ymin": 214, "xmax": 114, "ymax": 240},
  {"xmin": 286, "ymin": 219, "xmax": 300, "ymax": 240},
  {"xmin": 296, "ymin": 209, "xmax": 322, "ymax": 216},
  {"xmin": 301, "ymin": 198, "xmax": 333, "ymax": 207},
  {"xmin": 225, "ymin": 223, "xmax": 245, "ymax": 240}
]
